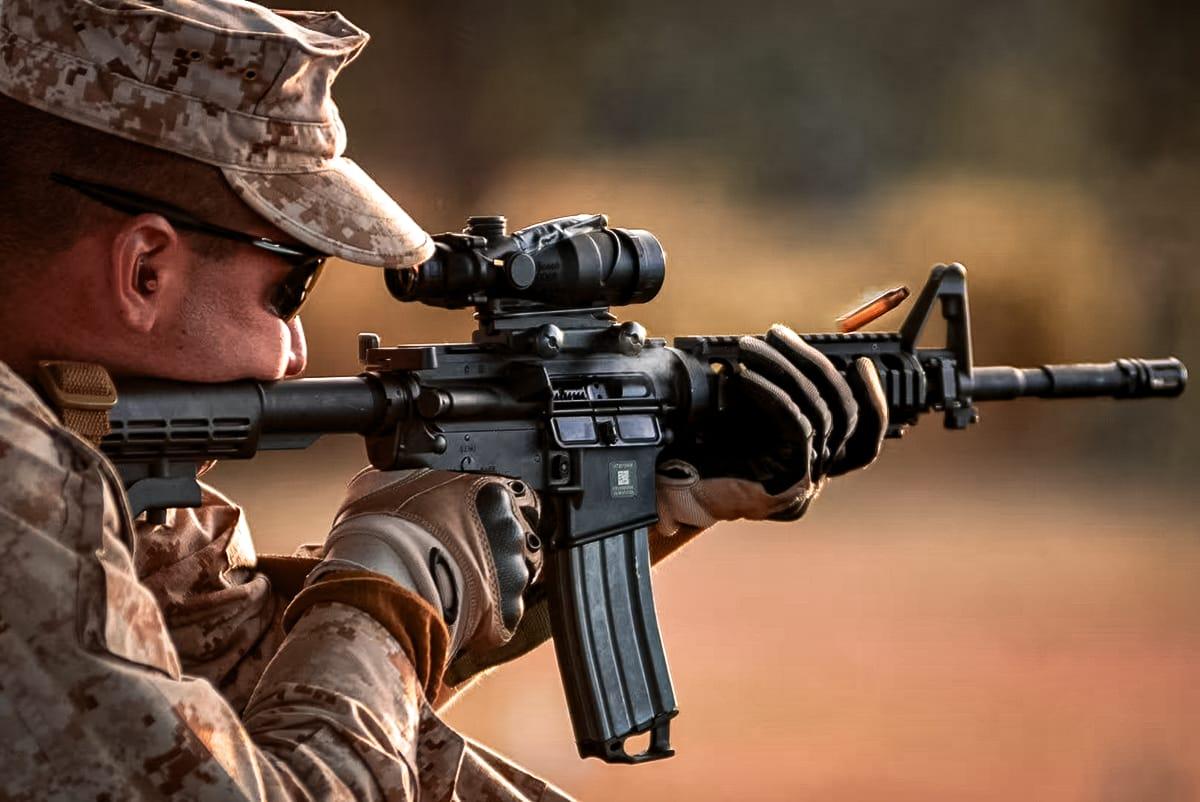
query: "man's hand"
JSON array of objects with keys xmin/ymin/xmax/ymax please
[
  {"xmin": 657, "ymin": 323, "xmax": 888, "ymax": 535},
  {"xmin": 308, "ymin": 469, "xmax": 543, "ymax": 665}
]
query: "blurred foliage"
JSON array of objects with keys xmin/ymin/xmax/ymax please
[{"xmin": 285, "ymin": 0, "xmax": 1199, "ymax": 198}]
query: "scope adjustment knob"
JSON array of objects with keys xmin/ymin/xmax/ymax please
[
  {"xmin": 466, "ymin": 215, "xmax": 507, "ymax": 240},
  {"xmin": 505, "ymin": 252, "xmax": 537, "ymax": 291}
]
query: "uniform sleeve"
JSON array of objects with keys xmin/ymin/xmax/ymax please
[
  {"xmin": 133, "ymin": 490, "xmax": 577, "ymax": 801},
  {"xmin": 0, "ymin": 393, "xmax": 423, "ymax": 801},
  {"xmin": 134, "ymin": 482, "xmax": 289, "ymax": 712}
]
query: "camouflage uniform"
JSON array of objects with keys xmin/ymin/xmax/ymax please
[
  {"xmin": 0, "ymin": 0, "xmax": 779, "ymax": 796},
  {"xmin": 0, "ymin": 1, "xmax": 574, "ymax": 793},
  {"xmin": 0, "ymin": 359, "xmax": 573, "ymax": 800}
]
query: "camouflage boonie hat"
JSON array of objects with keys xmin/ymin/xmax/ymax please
[{"xmin": 0, "ymin": 0, "xmax": 434, "ymax": 268}]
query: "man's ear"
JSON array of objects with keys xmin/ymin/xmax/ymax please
[{"xmin": 108, "ymin": 214, "xmax": 188, "ymax": 334}]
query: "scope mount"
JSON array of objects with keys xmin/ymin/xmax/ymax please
[{"xmin": 473, "ymin": 305, "xmax": 658, "ymax": 360}]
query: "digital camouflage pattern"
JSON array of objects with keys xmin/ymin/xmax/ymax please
[
  {"xmin": 223, "ymin": 157, "xmax": 435, "ymax": 271},
  {"xmin": 0, "ymin": 0, "xmax": 433, "ymax": 267},
  {"xmin": 134, "ymin": 481, "xmax": 285, "ymax": 713},
  {"xmin": 0, "ymin": 360, "xmax": 572, "ymax": 801}
]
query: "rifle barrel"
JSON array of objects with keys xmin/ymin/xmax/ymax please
[{"xmin": 971, "ymin": 358, "xmax": 1186, "ymax": 401}]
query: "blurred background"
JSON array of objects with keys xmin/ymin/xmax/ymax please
[{"xmin": 213, "ymin": 1, "xmax": 1199, "ymax": 798}]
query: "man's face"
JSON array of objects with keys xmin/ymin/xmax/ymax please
[
  {"xmin": 167, "ymin": 241, "xmax": 310, "ymax": 382},
  {"xmin": 17, "ymin": 214, "xmax": 319, "ymax": 384},
  {"xmin": 0, "ymin": 206, "xmax": 314, "ymax": 385},
  {"xmin": 47, "ymin": 173, "xmax": 325, "ymax": 385}
]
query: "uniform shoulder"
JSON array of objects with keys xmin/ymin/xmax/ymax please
[
  {"xmin": 0, "ymin": 361, "xmax": 79, "ymax": 531},
  {"xmin": 0, "ymin": 361, "xmax": 62, "ymax": 434}
]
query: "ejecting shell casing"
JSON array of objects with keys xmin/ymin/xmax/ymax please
[{"xmin": 836, "ymin": 286, "xmax": 911, "ymax": 332}]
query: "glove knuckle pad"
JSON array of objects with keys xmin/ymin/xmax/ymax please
[{"xmin": 475, "ymin": 483, "xmax": 533, "ymax": 631}]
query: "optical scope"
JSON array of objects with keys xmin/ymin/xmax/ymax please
[{"xmin": 386, "ymin": 214, "xmax": 666, "ymax": 310}]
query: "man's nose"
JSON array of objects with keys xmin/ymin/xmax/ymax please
[{"xmin": 285, "ymin": 315, "xmax": 308, "ymax": 378}]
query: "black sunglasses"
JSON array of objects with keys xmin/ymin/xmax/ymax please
[{"xmin": 51, "ymin": 173, "xmax": 327, "ymax": 321}]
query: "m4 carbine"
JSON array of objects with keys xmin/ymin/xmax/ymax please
[{"xmin": 91, "ymin": 214, "xmax": 1186, "ymax": 764}]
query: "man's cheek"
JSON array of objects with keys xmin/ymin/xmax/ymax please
[
  {"xmin": 285, "ymin": 316, "xmax": 308, "ymax": 378},
  {"xmin": 254, "ymin": 321, "xmax": 291, "ymax": 381}
]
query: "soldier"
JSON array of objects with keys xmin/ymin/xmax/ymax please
[{"xmin": 0, "ymin": 1, "xmax": 886, "ymax": 799}]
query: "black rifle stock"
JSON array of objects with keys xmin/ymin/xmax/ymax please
[{"xmin": 98, "ymin": 215, "xmax": 1186, "ymax": 764}]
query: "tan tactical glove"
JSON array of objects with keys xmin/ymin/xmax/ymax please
[
  {"xmin": 656, "ymin": 323, "xmax": 888, "ymax": 538},
  {"xmin": 287, "ymin": 469, "xmax": 543, "ymax": 698}
]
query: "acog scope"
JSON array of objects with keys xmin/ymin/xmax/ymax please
[{"xmin": 385, "ymin": 213, "xmax": 666, "ymax": 311}]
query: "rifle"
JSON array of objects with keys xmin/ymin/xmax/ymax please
[{"xmin": 91, "ymin": 213, "xmax": 1186, "ymax": 764}]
